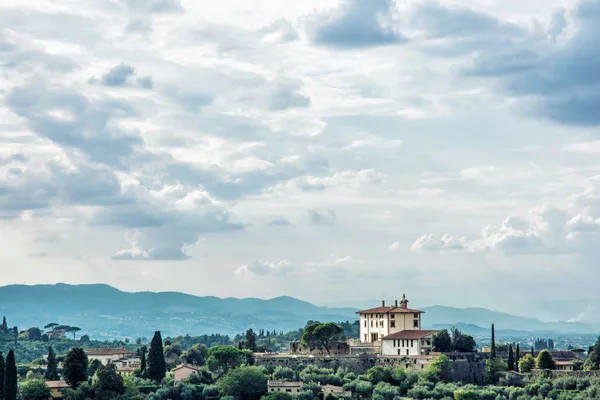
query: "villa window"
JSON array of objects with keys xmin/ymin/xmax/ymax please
[
  {"xmin": 364, "ymin": 320, "xmax": 367, "ymax": 328},
  {"xmin": 380, "ymin": 321, "xmax": 383, "ymax": 327},
  {"xmin": 390, "ymin": 314, "xmax": 395, "ymax": 319},
  {"xmin": 411, "ymin": 340, "xmax": 414, "ymax": 347},
  {"xmin": 390, "ymin": 321, "xmax": 395, "ymax": 328},
  {"xmin": 414, "ymin": 313, "xmax": 419, "ymax": 319},
  {"xmin": 413, "ymin": 320, "xmax": 419, "ymax": 328}
]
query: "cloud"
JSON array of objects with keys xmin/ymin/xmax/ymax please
[
  {"xmin": 460, "ymin": 0, "xmax": 600, "ymax": 126},
  {"xmin": 235, "ymin": 260, "xmax": 296, "ymax": 277},
  {"xmin": 412, "ymin": 178, "xmax": 600, "ymax": 256},
  {"xmin": 90, "ymin": 63, "xmax": 154, "ymax": 89},
  {"xmin": 304, "ymin": 0, "xmax": 405, "ymax": 49},
  {"xmin": 309, "ymin": 209, "xmax": 337, "ymax": 225},
  {"xmin": 268, "ymin": 216, "xmax": 291, "ymax": 226},
  {"xmin": 6, "ymin": 85, "xmax": 143, "ymax": 166}
]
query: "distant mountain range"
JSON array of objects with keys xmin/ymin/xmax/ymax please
[{"xmin": 0, "ymin": 284, "xmax": 597, "ymax": 340}]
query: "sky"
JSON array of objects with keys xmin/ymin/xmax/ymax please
[{"xmin": 1, "ymin": 0, "xmax": 600, "ymax": 318}]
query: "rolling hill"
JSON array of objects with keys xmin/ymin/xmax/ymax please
[{"xmin": 0, "ymin": 284, "xmax": 596, "ymax": 339}]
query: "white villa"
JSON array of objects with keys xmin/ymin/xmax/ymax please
[
  {"xmin": 85, "ymin": 348, "xmax": 140, "ymax": 367},
  {"xmin": 356, "ymin": 294, "xmax": 437, "ymax": 356}
]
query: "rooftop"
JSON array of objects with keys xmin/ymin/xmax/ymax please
[
  {"xmin": 382, "ymin": 330, "xmax": 437, "ymax": 340},
  {"xmin": 173, "ymin": 363, "xmax": 202, "ymax": 372},
  {"xmin": 268, "ymin": 380, "xmax": 303, "ymax": 387},
  {"xmin": 46, "ymin": 381, "xmax": 69, "ymax": 389},
  {"xmin": 357, "ymin": 306, "xmax": 424, "ymax": 314},
  {"xmin": 85, "ymin": 348, "xmax": 136, "ymax": 356}
]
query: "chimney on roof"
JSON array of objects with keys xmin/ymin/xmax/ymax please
[
  {"xmin": 382, "ymin": 300, "xmax": 385, "ymax": 307},
  {"xmin": 400, "ymin": 294, "xmax": 408, "ymax": 309},
  {"xmin": 394, "ymin": 298, "xmax": 398, "ymax": 308}
]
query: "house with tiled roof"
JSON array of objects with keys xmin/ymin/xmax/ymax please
[
  {"xmin": 173, "ymin": 364, "xmax": 202, "ymax": 383},
  {"xmin": 356, "ymin": 294, "xmax": 437, "ymax": 356},
  {"xmin": 85, "ymin": 348, "xmax": 139, "ymax": 366},
  {"xmin": 46, "ymin": 381, "xmax": 69, "ymax": 400}
]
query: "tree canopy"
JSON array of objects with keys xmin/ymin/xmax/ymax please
[
  {"xmin": 93, "ymin": 364, "xmax": 126, "ymax": 400},
  {"xmin": 4, "ymin": 350, "xmax": 17, "ymax": 400},
  {"xmin": 536, "ymin": 349, "xmax": 556, "ymax": 370},
  {"xmin": 217, "ymin": 366, "xmax": 268, "ymax": 400},
  {"xmin": 63, "ymin": 347, "xmax": 88, "ymax": 389},
  {"xmin": 300, "ymin": 322, "xmax": 344, "ymax": 354},
  {"xmin": 432, "ymin": 329, "xmax": 452, "ymax": 352},
  {"xmin": 45, "ymin": 346, "xmax": 59, "ymax": 381},
  {"xmin": 19, "ymin": 380, "xmax": 51, "ymax": 400}
]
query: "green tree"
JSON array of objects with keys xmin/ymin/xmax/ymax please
[
  {"xmin": 4, "ymin": 350, "xmax": 17, "ymax": 400},
  {"xmin": 245, "ymin": 329, "xmax": 257, "ymax": 352},
  {"xmin": 65, "ymin": 327, "xmax": 81, "ymax": 340},
  {"xmin": 93, "ymin": 364, "xmax": 125, "ymax": 400},
  {"xmin": 421, "ymin": 354, "xmax": 453, "ymax": 384},
  {"xmin": 432, "ymin": 329, "xmax": 452, "ymax": 352},
  {"xmin": 507, "ymin": 344, "xmax": 515, "ymax": 371},
  {"xmin": 181, "ymin": 344, "xmax": 208, "ymax": 366},
  {"xmin": 272, "ymin": 366, "xmax": 295, "ymax": 381},
  {"xmin": 536, "ymin": 349, "xmax": 555, "ymax": 370},
  {"xmin": 148, "ymin": 331, "xmax": 166, "ymax": 382},
  {"xmin": 515, "ymin": 344, "xmax": 521, "ymax": 371},
  {"xmin": 0, "ymin": 351, "xmax": 5, "ymax": 400},
  {"xmin": 217, "ymin": 366, "xmax": 267, "ymax": 400},
  {"xmin": 19, "ymin": 379, "xmax": 51, "ymax": 400},
  {"xmin": 585, "ymin": 336, "xmax": 600, "ymax": 370},
  {"xmin": 300, "ymin": 322, "xmax": 344, "ymax": 355},
  {"xmin": 372, "ymin": 382, "xmax": 398, "ymax": 400},
  {"xmin": 139, "ymin": 345, "xmax": 148, "ymax": 373},
  {"xmin": 366, "ymin": 366, "xmax": 394, "ymax": 385},
  {"xmin": 206, "ymin": 346, "xmax": 246, "ymax": 377},
  {"xmin": 88, "ymin": 359, "xmax": 103, "ymax": 378},
  {"xmin": 63, "ymin": 347, "xmax": 88, "ymax": 389},
  {"xmin": 451, "ymin": 328, "xmax": 476, "ymax": 352},
  {"xmin": 45, "ymin": 347, "xmax": 59, "ymax": 381},
  {"xmin": 264, "ymin": 392, "xmax": 293, "ymax": 400},
  {"xmin": 484, "ymin": 357, "xmax": 507, "ymax": 385},
  {"xmin": 518, "ymin": 354, "xmax": 535, "ymax": 373},
  {"xmin": 490, "ymin": 324, "xmax": 496, "ymax": 358}
]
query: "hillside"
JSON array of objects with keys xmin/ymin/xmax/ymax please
[
  {"xmin": 0, "ymin": 284, "xmax": 357, "ymax": 339},
  {"xmin": 0, "ymin": 284, "xmax": 597, "ymax": 340},
  {"xmin": 421, "ymin": 306, "xmax": 598, "ymax": 334}
]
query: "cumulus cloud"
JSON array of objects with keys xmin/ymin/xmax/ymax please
[
  {"xmin": 235, "ymin": 260, "xmax": 296, "ymax": 277},
  {"xmin": 412, "ymin": 178, "xmax": 600, "ymax": 256},
  {"xmin": 304, "ymin": 0, "xmax": 405, "ymax": 48}
]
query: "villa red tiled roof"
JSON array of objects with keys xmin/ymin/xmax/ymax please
[
  {"xmin": 85, "ymin": 348, "xmax": 136, "ymax": 356},
  {"xmin": 46, "ymin": 381, "xmax": 69, "ymax": 389},
  {"xmin": 356, "ymin": 306, "xmax": 424, "ymax": 314},
  {"xmin": 382, "ymin": 330, "xmax": 437, "ymax": 340}
]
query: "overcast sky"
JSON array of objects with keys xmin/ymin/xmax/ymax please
[{"xmin": 2, "ymin": 0, "xmax": 600, "ymax": 317}]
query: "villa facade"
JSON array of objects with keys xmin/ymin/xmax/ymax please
[{"xmin": 356, "ymin": 295, "xmax": 436, "ymax": 356}]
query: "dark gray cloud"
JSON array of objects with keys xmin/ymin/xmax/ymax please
[
  {"xmin": 309, "ymin": 209, "xmax": 336, "ymax": 225},
  {"xmin": 6, "ymin": 85, "xmax": 144, "ymax": 166},
  {"xmin": 460, "ymin": 0, "xmax": 600, "ymax": 126},
  {"xmin": 0, "ymin": 155, "xmax": 126, "ymax": 219},
  {"xmin": 99, "ymin": 63, "xmax": 135, "ymax": 86},
  {"xmin": 305, "ymin": 0, "xmax": 405, "ymax": 49},
  {"xmin": 90, "ymin": 63, "xmax": 154, "ymax": 89}
]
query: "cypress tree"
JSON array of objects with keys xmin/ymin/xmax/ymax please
[
  {"xmin": 45, "ymin": 346, "xmax": 59, "ymax": 381},
  {"xmin": 531, "ymin": 346, "xmax": 535, "ymax": 357},
  {"xmin": 0, "ymin": 351, "xmax": 5, "ymax": 400},
  {"xmin": 4, "ymin": 350, "xmax": 17, "ymax": 400},
  {"xmin": 140, "ymin": 346, "xmax": 147, "ymax": 373},
  {"xmin": 490, "ymin": 324, "xmax": 496, "ymax": 358},
  {"xmin": 147, "ymin": 331, "xmax": 166, "ymax": 382},
  {"xmin": 508, "ymin": 344, "xmax": 515, "ymax": 371},
  {"xmin": 515, "ymin": 344, "xmax": 521, "ymax": 371}
]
